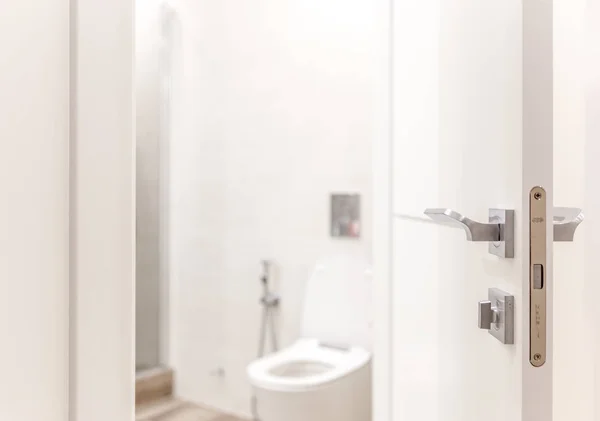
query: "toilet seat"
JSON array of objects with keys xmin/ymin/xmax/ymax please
[{"xmin": 247, "ymin": 338, "xmax": 371, "ymax": 392}]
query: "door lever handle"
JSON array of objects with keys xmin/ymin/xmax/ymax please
[
  {"xmin": 424, "ymin": 209, "xmax": 500, "ymax": 242},
  {"xmin": 423, "ymin": 208, "xmax": 514, "ymax": 258},
  {"xmin": 554, "ymin": 207, "xmax": 584, "ymax": 242}
]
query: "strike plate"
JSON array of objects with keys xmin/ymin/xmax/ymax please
[{"xmin": 530, "ymin": 187, "xmax": 547, "ymax": 367}]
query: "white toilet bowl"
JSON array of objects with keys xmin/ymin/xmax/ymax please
[
  {"xmin": 247, "ymin": 256, "xmax": 372, "ymax": 421},
  {"xmin": 248, "ymin": 339, "xmax": 371, "ymax": 421}
]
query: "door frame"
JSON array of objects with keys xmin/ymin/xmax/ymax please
[
  {"xmin": 69, "ymin": 0, "xmax": 135, "ymax": 420},
  {"xmin": 69, "ymin": 1, "xmax": 396, "ymax": 421},
  {"xmin": 373, "ymin": 0, "xmax": 394, "ymax": 420}
]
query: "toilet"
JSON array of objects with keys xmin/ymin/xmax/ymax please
[{"xmin": 247, "ymin": 256, "xmax": 372, "ymax": 421}]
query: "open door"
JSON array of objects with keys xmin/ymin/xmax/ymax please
[{"xmin": 387, "ymin": 1, "xmax": 556, "ymax": 420}]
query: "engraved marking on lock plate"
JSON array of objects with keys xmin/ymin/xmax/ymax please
[{"xmin": 530, "ymin": 187, "xmax": 547, "ymax": 367}]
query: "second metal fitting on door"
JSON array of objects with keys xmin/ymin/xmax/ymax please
[
  {"xmin": 554, "ymin": 207, "xmax": 585, "ymax": 242},
  {"xmin": 478, "ymin": 288, "xmax": 514, "ymax": 345}
]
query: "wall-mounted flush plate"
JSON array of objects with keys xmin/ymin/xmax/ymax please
[
  {"xmin": 478, "ymin": 288, "xmax": 514, "ymax": 345},
  {"xmin": 331, "ymin": 194, "xmax": 361, "ymax": 238}
]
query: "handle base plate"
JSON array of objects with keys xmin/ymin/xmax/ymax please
[
  {"xmin": 489, "ymin": 209, "xmax": 515, "ymax": 258},
  {"xmin": 485, "ymin": 288, "xmax": 515, "ymax": 345}
]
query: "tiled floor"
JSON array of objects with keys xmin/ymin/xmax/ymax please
[{"xmin": 136, "ymin": 398, "xmax": 246, "ymax": 421}]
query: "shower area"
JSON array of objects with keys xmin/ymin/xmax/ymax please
[
  {"xmin": 135, "ymin": 0, "xmax": 170, "ymax": 375},
  {"xmin": 135, "ymin": 0, "xmax": 375, "ymax": 419}
]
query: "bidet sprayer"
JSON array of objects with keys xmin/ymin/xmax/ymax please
[{"xmin": 260, "ymin": 260, "xmax": 270, "ymax": 285}]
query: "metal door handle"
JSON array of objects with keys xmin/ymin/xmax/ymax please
[
  {"xmin": 423, "ymin": 208, "xmax": 514, "ymax": 258},
  {"xmin": 554, "ymin": 207, "xmax": 584, "ymax": 242}
]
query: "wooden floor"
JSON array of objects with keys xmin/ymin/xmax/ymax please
[{"xmin": 136, "ymin": 398, "xmax": 246, "ymax": 421}]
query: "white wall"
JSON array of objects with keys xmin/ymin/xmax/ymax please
[
  {"xmin": 553, "ymin": 0, "xmax": 589, "ymax": 418},
  {"xmin": 157, "ymin": 0, "xmax": 377, "ymax": 416},
  {"xmin": 0, "ymin": 1, "xmax": 69, "ymax": 419},
  {"xmin": 553, "ymin": 0, "xmax": 600, "ymax": 419},
  {"xmin": 584, "ymin": 1, "xmax": 600, "ymax": 416}
]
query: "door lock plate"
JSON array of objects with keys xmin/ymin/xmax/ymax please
[{"xmin": 530, "ymin": 187, "xmax": 547, "ymax": 367}]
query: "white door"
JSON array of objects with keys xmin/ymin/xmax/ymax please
[
  {"xmin": 0, "ymin": 0, "xmax": 69, "ymax": 420},
  {"xmin": 384, "ymin": 1, "xmax": 596, "ymax": 420}
]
